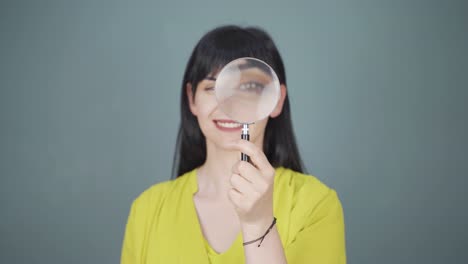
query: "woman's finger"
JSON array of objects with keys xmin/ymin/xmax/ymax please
[
  {"xmin": 230, "ymin": 173, "xmax": 256, "ymax": 195},
  {"xmin": 228, "ymin": 188, "xmax": 243, "ymax": 208},
  {"xmin": 227, "ymin": 140, "xmax": 274, "ymax": 176},
  {"xmin": 233, "ymin": 161, "xmax": 269, "ymax": 192}
]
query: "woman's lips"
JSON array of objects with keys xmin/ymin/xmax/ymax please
[{"xmin": 213, "ymin": 119, "xmax": 242, "ymax": 132}]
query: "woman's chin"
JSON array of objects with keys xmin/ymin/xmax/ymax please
[{"xmin": 218, "ymin": 140, "xmax": 237, "ymax": 150}]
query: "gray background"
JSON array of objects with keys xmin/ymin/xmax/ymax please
[{"xmin": 1, "ymin": 0, "xmax": 467, "ymax": 263}]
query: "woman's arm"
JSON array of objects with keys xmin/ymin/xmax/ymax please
[
  {"xmin": 284, "ymin": 189, "xmax": 346, "ymax": 263},
  {"xmin": 242, "ymin": 223, "xmax": 287, "ymax": 264},
  {"xmin": 226, "ymin": 139, "xmax": 288, "ymax": 263}
]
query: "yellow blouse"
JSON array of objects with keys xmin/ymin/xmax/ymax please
[{"xmin": 121, "ymin": 167, "xmax": 346, "ymax": 263}]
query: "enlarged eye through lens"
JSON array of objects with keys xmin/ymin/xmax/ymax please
[{"xmin": 238, "ymin": 81, "xmax": 265, "ymax": 94}]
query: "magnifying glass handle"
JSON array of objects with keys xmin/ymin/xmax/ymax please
[{"xmin": 241, "ymin": 124, "xmax": 250, "ymax": 162}]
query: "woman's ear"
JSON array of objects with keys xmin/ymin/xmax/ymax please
[
  {"xmin": 186, "ymin": 83, "xmax": 198, "ymax": 116},
  {"xmin": 270, "ymin": 84, "xmax": 287, "ymax": 118}
]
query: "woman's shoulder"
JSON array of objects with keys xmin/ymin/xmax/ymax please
[
  {"xmin": 131, "ymin": 171, "xmax": 193, "ymax": 209},
  {"xmin": 274, "ymin": 167, "xmax": 342, "ymax": 223},
  {"xmin": 274, "ymin": 166, "xmax": 335, "ymax": 201},
  {"xmin": 274, "ymin": 167, "xmax": 344, "ymax": 246}
]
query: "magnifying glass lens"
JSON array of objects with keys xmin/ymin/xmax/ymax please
[{"xmin": 215, "ymin": 58, "xmax": 280, "ymax": 124}]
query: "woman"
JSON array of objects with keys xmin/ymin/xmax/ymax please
[{"xmin": 121, "ymin": 25, "xmax": 346, "ymax": 264}]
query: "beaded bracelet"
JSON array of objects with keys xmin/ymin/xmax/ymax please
[{"xmin": 242, "ymin": 217, "xmax": 277, "ymax": 247}]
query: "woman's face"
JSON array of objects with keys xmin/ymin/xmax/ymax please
[{"xmin": 187, "ymin": 74, "xmax": 286, "ymax": 150}]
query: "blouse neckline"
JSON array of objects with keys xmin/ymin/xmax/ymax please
[
  {"xmin": 186, "ymin": 168, "xmax": 243, "ymax": 258},
  {"xmin": 182, "ymin": 166, "xmax": 286, "ymax": 261}
]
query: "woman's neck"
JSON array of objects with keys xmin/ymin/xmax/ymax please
[{"xmin": 196, "ymin": 138, "xmax": 263, "ymax": 201}]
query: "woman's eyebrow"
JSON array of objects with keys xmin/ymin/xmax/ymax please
[{"xmin": 204, "ymin": 77, "xmax": 216, "ymax": 81}]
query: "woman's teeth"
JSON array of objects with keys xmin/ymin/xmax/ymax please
[{"xmin": 216, "ymin": 121, "xmax": 241, "ymax": 128}]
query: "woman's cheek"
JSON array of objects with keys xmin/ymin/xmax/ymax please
[{"xmin": 251, "ymin": 118, "xmax": 268, "ymax": 138}]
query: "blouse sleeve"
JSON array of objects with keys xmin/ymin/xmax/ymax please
[
  {"xmin": 120, "ymin": 199, "xmax": 144, "ymax": 264},
  {"xmin": 120, "ymin": 182, "xmax": 169, "ymax": 264},
  {"xmin": 284, "ymin": 189, "xmax": 347, "ymax": 264}
]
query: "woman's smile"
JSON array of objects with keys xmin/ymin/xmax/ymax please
[{"xmin": 213, "ymin": 119, "xmax": 242, "ymax": 132}]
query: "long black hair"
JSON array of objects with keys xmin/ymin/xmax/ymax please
[{"xmin": 171, "ymin": 25, "xmax": 305, "ymax": 179}]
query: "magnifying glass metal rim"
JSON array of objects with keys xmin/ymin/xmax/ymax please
[{"xmin": 214, "ymin": 56, "xmax": 280, "ymax": 123}]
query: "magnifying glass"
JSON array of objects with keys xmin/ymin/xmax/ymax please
[{"xmin": 214, "ymin": 57, "xmax": 281, "ymax": 162}]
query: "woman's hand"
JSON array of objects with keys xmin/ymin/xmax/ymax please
[{"xmin": 226, "ymin": 139, "xmax": 276, "ymax": 240}]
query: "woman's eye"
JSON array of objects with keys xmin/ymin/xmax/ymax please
[
  {"xmin": 238, "ymin": 82, "xmax": 264, "ymax": 93},
  {"xmin": 205, "ymin": 87, "xmax": 214, "ymax": 91}
]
